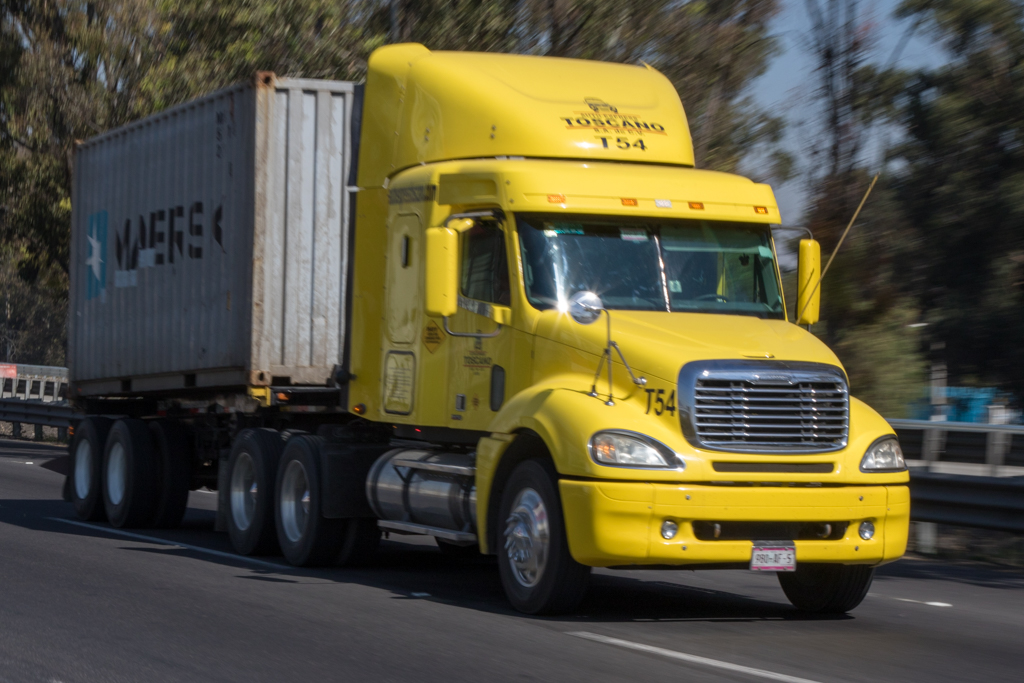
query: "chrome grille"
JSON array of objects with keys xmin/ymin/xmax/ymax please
[{"xmin": 681, "ymin": 362, "xmax": 849, "ymax": 453}]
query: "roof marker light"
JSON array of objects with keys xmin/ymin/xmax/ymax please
[
  {"xmin": 621, "ymin": 198, "xmax": 638, "ymax": 206},
  {"xmin": 755, "ymin": 206, "xmax": 769, "ymax": 214},
  {"xmin": 688, "ymin": 201, "xmax": 704, "ymax": 210},
  {"xmin": 548, "ymin": 194, "xmax": 566, "ymax": 203}
]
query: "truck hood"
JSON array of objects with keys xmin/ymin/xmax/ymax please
[{"xmin": 534, "ymin": 310, "xmax": 844, "ymax": 382}]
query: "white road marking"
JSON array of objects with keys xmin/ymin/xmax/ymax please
[
  {"xmin": 894, "ymin": 598, "xmax": 952, "ymax": 607},
  {"xmin": 47, "ymin": 518, "xmax": 288, "ymax": 571},
  {"xmin": 25, "ymin": 461, "xmax": 33, "ymax": 464},
  {"xmin": 567, "ymin": 632, "xmax": 822, "ymax": 683}
]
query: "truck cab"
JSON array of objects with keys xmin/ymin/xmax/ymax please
[{"xmin": 347, "ymin": 45, "xmax": 909, "ymax": 613}]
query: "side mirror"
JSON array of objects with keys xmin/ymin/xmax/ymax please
[
  {"xmin": 796, "ymin": 238, "xmax": 820, "ymax": 326},
  {"xmin": 425, "ymin": 227, "xmax": 459, "ymax": 318},
  {"xmin": 568, "ymin": 291, "xmax": 603, "ymax": 325}
]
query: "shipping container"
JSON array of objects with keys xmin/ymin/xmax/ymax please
[{"xmin": 68, "ymin": 75, "xmax": 358, "ymax": 396}]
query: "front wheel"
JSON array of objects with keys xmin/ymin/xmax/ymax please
[
  {"xmin": 778, "ymin": 564, "xmax": 874, "ymax": 613},
  {"xmin": 497, "ymin": 459, "xmax": 590, "ymax": 615}
]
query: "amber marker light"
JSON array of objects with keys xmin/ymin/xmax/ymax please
[
  {"xmin": 548, "ymin": 194, "xmax": 566, "ymax": 203},
  {"xmin": 275, "ymin": 392, "xmax": 289, "ymax": 401},
  {"xmin": 754, "ymin": 206, "xmax": 769, "ymax": 214},
  {"xmin": 352, "ymin": 403, "xmax": 367, "ymax": 415},
  {"xmin": 688, "ymin": 201, "xmax": 704, "ymax": 210},
  {"xmin": 621, "ymin": 198, "xmax": 638, "ymax": 206}
]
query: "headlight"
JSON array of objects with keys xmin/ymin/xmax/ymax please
[
  {"xmin": 588, "ymin": 431, "xmax": 681, "ymax": 468},
  {"xmin": 859, "ymin": 437, "xmax": 905, "ymax": 472}
]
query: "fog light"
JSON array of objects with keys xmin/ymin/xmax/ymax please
[
  {"xmin": 661, "ymin": 520, "xmax": 678, "ymax": 540},
  {"xmin": 859, "ymin": 521, "xmax": 875, "ymax": 540}
]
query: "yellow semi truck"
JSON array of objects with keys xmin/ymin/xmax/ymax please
[{"xmin": 68, "ymin": 44, "xmax": 908, "ymax": 615}]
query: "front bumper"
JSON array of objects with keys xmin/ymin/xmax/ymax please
[{"xmin": 559, "ymin": 480, "xmax": 910, "ymax": 567}]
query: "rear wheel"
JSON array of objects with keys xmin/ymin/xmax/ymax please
[
  {"xmin": 227, "ymin": 429, "xmax": 284, "ymax": 555},
  {"xmin": 69, "ymin": 417, "xmax": 112, "ymax": 521},
  {"xmin": 778, "ymin": 564, "xmax": 875, "ymax": 613},
  {"xmin": 497, "ymin": 459, "xmax": 590, "ymax": 615},
  {"xmin": 149, "ymin": 421, "xmax": 192, "ymax": 529},
  {"xmin": 275, "ymin": 435, "xmax": 381, "ymax": 567},
  {"xmin": 103, "ymin": 419, "xmax": 158, "ymax": 528},
  {"xmin": 275, "ymin": 435, "xmax": 344, "ymax": 567}
]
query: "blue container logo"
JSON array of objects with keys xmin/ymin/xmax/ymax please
[{"xmin": 86, "ymin": 211, "xmax": 108, "ymax": 301}]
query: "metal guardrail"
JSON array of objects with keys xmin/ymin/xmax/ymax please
[
  {"xmin": 908, "ymin": 470, "xmax": 1024, "ymax": 533},
  {"xmin": 0, "ymin": 398, "xmax": 75, "ymax": 441},
  {"xmin": 887, "ymin": 418, "xmax": 1023, "ymax": 474},
  {"xmin": 0, "ymin": 399, "xmax": 76, "ymax": 428},
  {"xmin": 0, "ymin": 364, "xmax": 73, "ymax": 441},
  {"xmin": 888, "ymin": 419, "xmax": 1024, "ymax": 533}
]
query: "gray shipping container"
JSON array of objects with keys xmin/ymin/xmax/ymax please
[{"xmin": 68, "ymin": 75, "xmax": 358, "ymax": 396}]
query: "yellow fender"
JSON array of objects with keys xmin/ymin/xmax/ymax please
[{"xmin": 475, "ymin": 376, "xmax": 672, "ymax": 553}]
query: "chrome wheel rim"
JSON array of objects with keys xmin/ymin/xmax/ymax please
[
  {"xmin": 280, "ymin": 460, "xmax": 310, "ymax": 543},
  {"xmin": 74, "ymin": 440, "xmax": 92, "ymax": 500},
  {"xmin": 106, "ymin": 442, "xmax": 127, "ymax": 506},
  {"xmin": 503, "ymin": 487, "xmax": 549, "ymax": 588},
  {"xmin": 230, "ymin": 452, "xmax": 257, "ymax": 531}
]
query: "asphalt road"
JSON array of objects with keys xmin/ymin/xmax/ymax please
[{"xmin": 1, "ymin": 437, "xmax": 1022, "ymax": 683}]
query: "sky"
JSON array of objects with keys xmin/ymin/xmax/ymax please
[{"xmin": 749, "ymin": 0, "xmax": 947, "ymax": 224}]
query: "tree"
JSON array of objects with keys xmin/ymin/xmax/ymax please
[
  {"xmin": 890, "ymin": 0, "xmax": 1024, "ymax": 401},
  {"xmin": 798, "ymin": 0, "xmax": 927, "ymax": 414}
]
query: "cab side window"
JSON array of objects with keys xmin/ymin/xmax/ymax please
[{"xmin": 461, "ymin": 222, "xmax": 510, "ymax": 305}]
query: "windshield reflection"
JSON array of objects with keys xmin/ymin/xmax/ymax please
[{"xmin": 516, "ymin": 214, "xmax": 785, "ymax": 319}]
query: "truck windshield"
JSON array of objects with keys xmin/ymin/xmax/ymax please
[{"xmin": 516, "ymin": 214, "xmax": 785, "ymax": 319}]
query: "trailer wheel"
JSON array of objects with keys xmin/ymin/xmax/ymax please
[
  {"xmin": 497, "ymin": 459, "xmax": 591, "ymax": 615},
  {"xmin": 227, "ymin": 429, "xmax": 283, "ymax": 555},
  {"xmin": 69, "ymin": 417, "xmax": 113, "ymax": 521},
  {"xmin": 275, "ymin": 435, "xmax": 349, "ymax": 567},
  {"xmin": 103, "ymin": 419, "xmax": 159, "ymax": 528},
  {"xmin": 149, "ymin": 421, "xmax": 192, "ymax": 529},
  {"xmin": 778, "ymin": 564, "xmax": 875, "ymax": 613}
]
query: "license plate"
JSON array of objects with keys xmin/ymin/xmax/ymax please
[{"xmin": 750, "ymin": 542, "xmax": 796, "ymax": 572}]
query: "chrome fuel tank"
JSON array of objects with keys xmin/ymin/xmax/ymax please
[{"xmin": 365, "ymin": 449, "xmax": 476, "ymax": 532}]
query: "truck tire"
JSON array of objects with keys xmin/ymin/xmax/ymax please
[
  {"xmin": 149, "ymin": 421, "xmax": 192, "ymax": 529},
  {"xmin": 227, "ymin": 429, "xmax": 283, "ymax": 555},
  {"xmin": 497, "ymin": 459, "xmax": 591, "ymax": 614},
  {"xmin": 778, "ymin": 564, "xmax": 875, "ymax": 613},
  {"xmin": 275, "ymin": 435, "xmax": 348, "ymax": 567},
  {"xmin": 69, "ymin": 417, "xmax": 113, "ymax": 521},
  {"xmin": 103, "ymin": 419, "xmax": 159, "ymax": 528}
]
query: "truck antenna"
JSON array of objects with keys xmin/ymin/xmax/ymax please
[{"xmin": 797, "ymin": 173, "xmax": 880, "ymax": 323}]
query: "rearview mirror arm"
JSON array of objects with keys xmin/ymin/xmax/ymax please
[{"xmin": 586, "ymin": 309, "xmax": 646, "ymax": 406}]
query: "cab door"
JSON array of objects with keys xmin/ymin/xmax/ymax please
[{"xmin": 445, "ymin": 218, "xmax": 513, "ymax": 430}]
